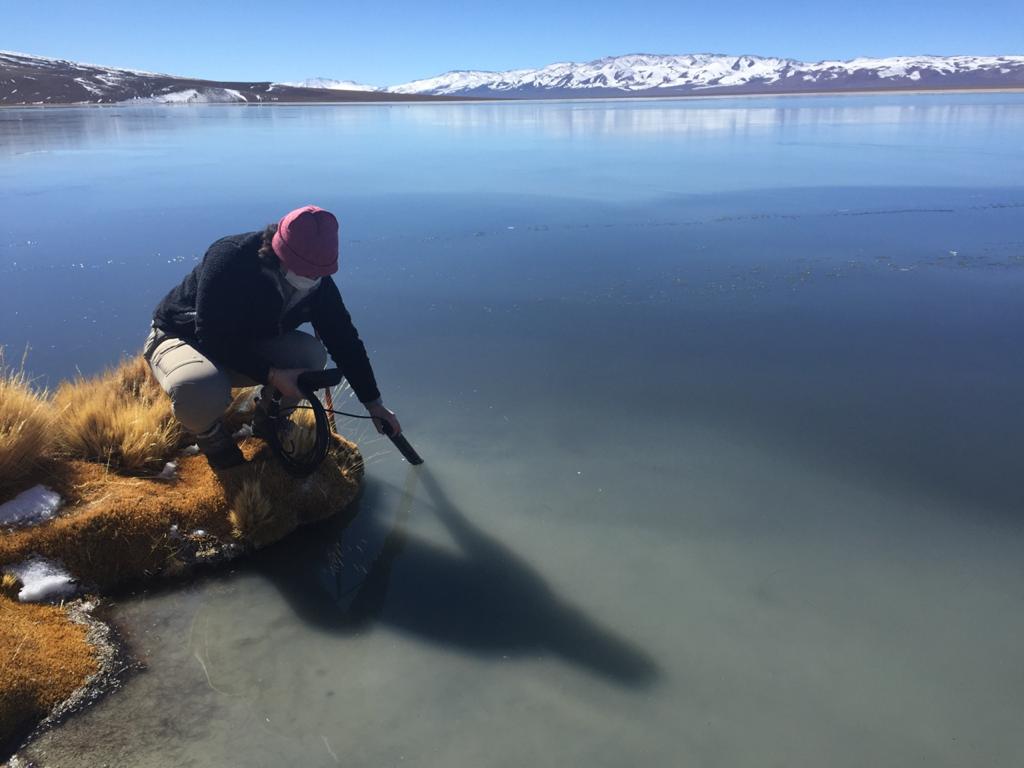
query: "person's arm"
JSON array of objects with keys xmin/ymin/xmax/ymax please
[
  {"xmin": 311, "ymin": 279, "xmax": 402, "ymax": 435},
  {"xmin": 310, "ymin": 278, "xmax": 381, "ymax": 404},
  {"xmin": 194, "ymin": 241, "xmax": 273, "ymax": 384}
]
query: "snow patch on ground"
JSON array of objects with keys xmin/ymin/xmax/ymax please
[
  {"xmin": 0, "ymin": 485, "xmax": 63, "ymax": 527},
  {"xmin": 156, "ymin": 461, "xmax": 178, "ymax": 481},
  {"xmin": 72, "ymin": 76, "xmax": 104, "ymax": 96},
  {"xmin": 7, "ymin": 558, "xmax": 78, "ymax": 603},
  {"xmin": 123, "ymin": 88, "xmax": 248, "ymax": 104}
]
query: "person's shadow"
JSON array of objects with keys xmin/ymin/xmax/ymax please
[{"xmin": 252, "ymin": 466, "xmax": 659, "ymax": 689}]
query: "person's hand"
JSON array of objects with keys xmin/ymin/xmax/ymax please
[
  {"xmin": 367, "ymin": 402, "xmax": 401, "ymax": 437},
  {"xmin": 267, "ymin": 368, "xmax": 308, "ymax": 400}
]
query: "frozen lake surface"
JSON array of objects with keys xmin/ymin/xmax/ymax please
[{"xmin": 2, "ymin": 94, "xmax": 1024, "ymax": 766}]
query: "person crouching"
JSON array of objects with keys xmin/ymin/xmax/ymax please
[{"xmin": 144, "ymin": 205, "xmax": 400, "ymax": 469}]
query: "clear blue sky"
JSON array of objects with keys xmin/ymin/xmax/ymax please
[{"xmin": 5, "ymin": 0, "xmax": 1021, "ymax": 86}]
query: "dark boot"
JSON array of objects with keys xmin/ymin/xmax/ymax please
[
  {"xmin": 251, "ymin": 392, "xmax": 277, "ymax": 441},
  {"xmin": 252, "ymin": 391, "xmax": 294, "ymax": 442},
  {"xmin": 195, "ymin": 421, "xmax": 245, "ymax": 470}
]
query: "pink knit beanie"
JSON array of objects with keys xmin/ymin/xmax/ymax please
[{"xmin": 272, "ymin": 205, "xmax": 339, "ymax": 277}]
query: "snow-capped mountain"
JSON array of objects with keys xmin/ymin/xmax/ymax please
[
  {"xmin": 387, "ymin": 53, "xmax": 1024, "ymax": 97},
  {"xmin": 2, "ymin": 49, "xmax": 1022, "ymax": 105},
  {"xmin": 0, "ymin": 50, "xmax": 434, "ymax": 105},
  {"xmin": 276, "ymin": 77, "xmax": 380, "ymax": 92}
]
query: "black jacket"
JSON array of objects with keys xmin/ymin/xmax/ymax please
[{"xmin": 152, "ymin": 231, "xmax": 380, "ymax": 403}]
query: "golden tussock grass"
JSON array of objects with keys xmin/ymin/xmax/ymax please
[
  {"xmin": 51, "ymin": 356, "xmax": 184, "ymax": 474},
  {"xmin": 279, "ymin": 403, "xmax": 319, "ymax": 457},
  {"xmin": 0, "ymin": 352, "xmax": 52, "ymax": 498},
  {"xmin": 226, "ymin": 408, "xmax": 321, "ymax": 547},
  {"xmin": 228, "ymin": 471, "xmax": 299, "ymax": 549},
  {"xmin": 1, "ymin": 573, "xmax": 22, "ymax": 600},
  {"xmin": 0, "ymin": 355, "xmax": 365, "ymax": 753}
]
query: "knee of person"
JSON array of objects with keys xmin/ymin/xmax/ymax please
[
  {"xmin": 169, "ymin": 377, "xmax": 232, "ymax": 434},
  {"xmin": 295, "ymin": 333, "xmax": 328, "ymax": 370}
]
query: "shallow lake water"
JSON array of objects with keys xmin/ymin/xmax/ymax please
[{"xmin": 2, "ymin": 94, "xmax": 1024, "ymax": 766}]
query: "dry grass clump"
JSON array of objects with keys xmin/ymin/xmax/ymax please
[
  {"xmin": 283, "ymin": 403, "xmax": 318, "ymax": 456},
  {"xmin": 51, "ymin": 357, "xmax": 183, "ymax": 473},
  {"xmin": 1, "ymin": 572, "xmax": 22, "ymax": 600},
  {"xmin": 0, "ymin": 353, "xmax": 52, "ymax": 498},
  {"xmin": 227, "ymin": 476, "xmax": 271, "ymax": 541},
  {"xmin": 0, "ymin": 599, "xmax": 98, "ymax": 754},
  {"xmin": 227, "ymin": 408, "xmax": 333, "ymax": 547},
  {"xmin": 228, "ymin": 472, "xmax": 299, "ymax": 549},
  {"xmin": 226, "ymin": 407, "xmax": 323, "ymax": 547}
]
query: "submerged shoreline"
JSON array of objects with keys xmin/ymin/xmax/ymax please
[{"xmin": 3, "ymin": 598, "xmax": 131, "ymax": 763}]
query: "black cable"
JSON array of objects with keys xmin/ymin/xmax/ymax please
[
  {"xmin": 265, "ymin": 391, "xmax": 332, "ymax": 478},
  {"xmin": 268, "ymin": 368, "xmax": 424, "ymax": 471},
  {"xmin": 284, "ymin": 405, "xmax": 374, "ymax": 421}
]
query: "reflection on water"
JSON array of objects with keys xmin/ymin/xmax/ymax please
[
  {"xmin": 4, "ymin": 95, "xmax": 1024, "ymax": 766},
  {"xmin": 397, "ymin": 96, "xmax": 1024, "ymax": 138},
  {"xmin": 3, "ymin": 95, "xmax": 1023, "ymax": 156}
]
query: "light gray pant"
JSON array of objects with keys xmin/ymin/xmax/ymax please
[{"xmin": 143, "ymin": 326, "xmax": 327, "ymax": 435}]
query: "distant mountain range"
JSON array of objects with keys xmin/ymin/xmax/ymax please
[
  {"xmin": 2, "ymin": 50, "xmax": 1023, "ymax": 105},
  {"xmin": 387, "ymin": 53, "xmax": 1024, "ymax": 97},
  {"xmin": 0, "ymin": 51, "xmax": 442, "ymax": 105}
]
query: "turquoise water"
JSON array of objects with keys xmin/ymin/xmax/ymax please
[{"xmin": 3, "ymin": 94, "xmax": 1024, "ymax": 766}]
